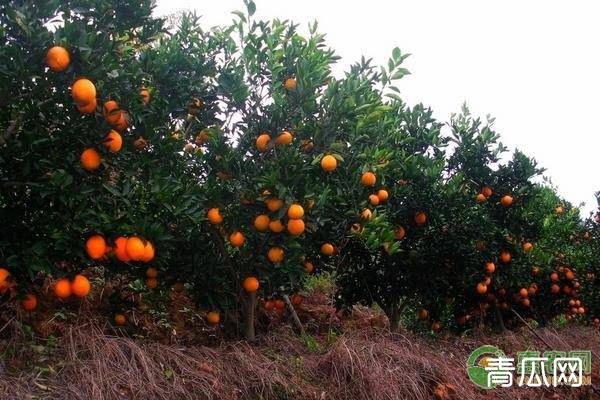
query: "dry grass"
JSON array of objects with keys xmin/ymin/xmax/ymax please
[{"xmin": 1, "ymin": 320, "xmax": 598, "ymax": 400}]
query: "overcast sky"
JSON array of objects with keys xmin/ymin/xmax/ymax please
[{"xmin": 154, "ymin": 0, "xmax": 599, "ymax": 216}]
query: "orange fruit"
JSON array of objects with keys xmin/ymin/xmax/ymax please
[
  {"xmin": 54, "ymin": 278, "xmax": 72, "ymax": 298},
  {"xmin": 476, "ymin": 282, "xmax": 488, "ymax": 294},
  {"xmin": 368, "ymin": 194, "xmax": 380, "ymax": 206},
  {"xmin": 268, "ymin": 219, "xmax": 284, "ymax": 233},
  {"xmin": 256, "ymin": 133, "xmax": 271, "ymax": 152},
  {"xmin": 71, "ymin": 274, "xmax": 90, "ymax": 297},
  {"xmin": 481, "ymin": 186, "xmax": 493, "ymax": 198},
  {"xmin": 71, "ymin": 78, "xmax": 96, "ymax": 105},
  {"xmin": 77, "ymin": 99, "xmax": 97, "ymax": 114},
  {"xmin": 500, "ymin": 195, "xmax": 513, "ymax": 207},
  {"xmin": 114, "ymin": 313, "xmax": 126, "ymax": 325},
  {"xmin": 550, "ymin": 284, "xmax": 560, "ymax": 294},
  {"xmin": 103, "ymin": 130, "xmax": 123, "ymax": 153},
  {"xmin": 146, "ymin": 267, "xmax": 158, "ymax": 279},
  {"xmin": 476, "ymin": 193, "xmax": 487, "ymax": 203},
  {"xmin": 195, "ymin": 130, "xmax": 209, "ymax": 145},
  {"xmin": 300, "ymin": 139, "xmax": 314, "ymax": 153},
  {"xmin": 418, "ymin": 309, "xmax": 428, "ymax": 320},
  {"xmin": 522, "ymin": 242, "xmax": 533, "ymax": 252},
  {"xmin": 275, "ymin": 131, "xmax": 293, "ymax": 145},
  {"xmin": 146, "ymin": 278, "xmax": 158, "ymax": 289},
  {"xmin": 414, "ymin": 211, "xmax": 427, "ymax": 226},
  {"xmin": 243, "ymin": 276, "xmax": 259, "ymax": 293},
  {"xmin": 431, "ymin": 322, "xmax": 442, "ymax": 332},
  {"xmin": 360, "ymin": 208, "xmax": 372, "ymax": 220},
  {"xmin": 377, "ymin": 189, "xmax": 389, "ymax": 202},
  {"xmin": 0, "ymin": 268, "xmax": 11, "ymax": 293},
  {"xmin": 229, "ymin": 231, "xmax": 245, "ymax": 247},
  {"xmin": 556, "ymin": 206, "xmax": 564, "ymax": 215},
  {"xmin": 86, "ymin": 235, "xmax": 107, "ymax": 260},
  {"xmin": 21, "ymin": 294, "xmax": 37, "ymax": 311},
  {"xmin": 141, "ymin": 241, "xmax": 155, "ymax": 262},
  {"xmin": 267, "ymin": 247, "xmax": 284, "ymax": 263},
  {"xmin": 103, "ymin": 100, "xmax": 120, "ymax": 122},
  {"xmin": 304, "ymin": 261, "xmax": 314, "ymax": 273},
  {"xmin": 114, "ymin": 236, "xmax": 130, "ymax": 262},
  {"xmin": 565, "ymin": 270, "xmax": 575, "ymax": 280},
  {"xmin": 528, "ymin": 284, "xmax": 537, "ymax": 296},
  {"xmin": 134, "ymin": 136, "xmax": 147, "ymax": 149},
  {"xmin": 521, "ymin": 298, "xmax": 531, "ymax": 307},
  {"xmin": 287, "ymin": 219, "xmax": 305, "ymax": 236},
  {"xmin": 291, "ymin": 294, "xmax": 303, "ymax": 306},
  {"xmin": 80, "ymin": 148, "xmax": 101, "ymax": 171},
  {"xmin": 283, "ymin": 77, "xmax": 297, "ymax": 90},
  {"xmin": 485, "ymin": 262, "xmax": 496, "ymax": 274},
  {"xmin": 254, "ymin": 214, "xmax": 270, "ymax": 231},
  {"xmin": 173, "ymin": 282, "xmax": 185, "ymax": 292},
  {"xmin": 500, "ymin": 251, "xmax": 511, "ymax": 263},
  {"xmin": 46, "ymin": 46, "xmax": 70, "ymax": 71},
  {"xmin": 207, "ymin": 208, "xmax": 223, "ymax": 225},
  {"xmin": 287, "ymin": 204, "xmax": 304, "ymax": 219},
  {"xmin": 394, "ymin": 226, "xmax": 405, "ymax": 240},
  {"xmin": 350, "ymin": 223, "xmax": 363, "ymax": 235},
  {"xmin": 206, "ymin": 311, "xmax": 220, "ymax": 325},
  {"xmin": 320, "ymin": 155, "xmax": 337, "ymax": 172},
  {"xmin": 519, "ymin": 288, "xmax": 528, "ymax": 298},
  {"xmin": 126, "ymin": 236, "xmax": 146, "ymax": 261},
  {"xmin": 550, "ymin": 272, "xmax": 559, "ymax": 282},
  {"xmin": 361, "ymin": 171, "xmax": 376, "ymax": 187},
  {"xmin": 321, "ymin": 243, "xmax": 334, "ymax": 256},
  {"xmin": 577, "ymin": 307, "xmax": 585, "ymax": 315},
  {"xmin": 140, "ymin": 88, "xmax": 150, "ymax": 105},
  {"xmin": 265, "ymin": 198, "xmax": 284, "ymax": 212},
  {"xmin": 264, "ymin": 300, "xmax": 274, "ymax": 311}
]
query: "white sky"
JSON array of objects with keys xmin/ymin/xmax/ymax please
[{"xmin": 155, "ymin": 0, "xmax": 599, "ymax": 216}]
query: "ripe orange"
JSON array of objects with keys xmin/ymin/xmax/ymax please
[
  {"xmin": 368, "ymin": 194, "xmax": 380, "ymax": 206},
  {"xmin": 476, "ymin": 193, "xmax": 487, "ymax": 203},
  {"xmin": 291, "ymin": 294, "xmax": 303, "ymax": 306},
  {"xmin": 207, "ymin": 208, "xmax": 223, "ymax": 224},
  {"xmin": 46, "ymin": 46, "xmax": 70, "ymax": 71},
  {"xmin": 500, "ymin": 195, "xmax": 513, "ymax": 207},
  {"xmin": 321, "ymin": 243, "xmax": 334, "ymax": 256},
  {"xmin": 418, "ymin": 309, "xmax": 428, "ymax": 320},
  {"xmin": 146, "ymin": 278, "xmax": 158, "ymax": 289},
  {"xmin": 483, "ymin": 276, "xmax": 492, "ymax": 286},
  {"xmin": 86, "ymin": 235, "xmax": 107, "ymax": 260},
  {"xmin": 80, "ymin": 148, "xmax": 101, "ymax": 171},
  {"xmin": 361, "ymin": 208, "xmax": 372, "ymax": 220},
  {"xmin": 304, "ymin": 261, "xmax": 314, "ymax": 273},
  {"xmin": 275, "ymin": 131, "xmax": 293, "ymax": 145},
  {"xmin": 476, "ymin": 282, "xmax": 487, "ymax": 294},
  {"xmin": 500, "ymin": 251, "xmax": 511, "ymax": 263},
  {"xmin": 229, "ymin": 231, "xmax": 245, "ymax": 247},
  {"xmin": 431, "ymin": 322, "xmax": 442, "ymax": 332},
  {"xmin": 71, "ymin": 274, "xmax": 90, "ymax": 297},
  {"xmin": 274, "ymin": 299, "xmax": 285, "ymax": 311},
  {"xmin": 54, "ymin": 278, "xmax": 72, "ymax": 298},
  {"xmin": 0, "ymin": 268, "xmax": 11, "ymax": 293},
  {"xmin": 283, "ymin": 77, "xmax": 297, "ymax": 90},
  {"xmin": 481, "ymin": 186, "xmax": 493, "ymax": 198},
  {"xmin": 77, "ymin": 99, "xmax": 97, "ymax": 114},
  {"xmin": 522, "ymin": 242, "xmax": 533, "ymax": 252},
  {"xmin": 550, "ymin": 272, "xmax": 559, "ymax": 282},
  {"xmin": 555, "ymin": 206, "xmax": 564, "ymax": 216},
  {"xmin": 103, "ymin": 101, "xmax": 121, "ymax": 122},
  {"xmin": 254, "ymin": 214, "xmax": 270, "ymax": 231},
  {"xmin": 519, "ymin": 288, "xmax": 528, "ymax": 298},
  {"xmin": 114, "ymin": 237, "xmax": 130, "ymax": 262},
  {"xmin": 256, "ymin": 133, "xmax": 271, "ymax": 152},
  {"xmin": 195, "ymin": 130, "xmax": 210, "ymax": 145},
  {"xmin": 528, "ymin": 284, "xmax": 537, "ymax": 296},
  {"xmin": 577, "ymin": 307, "xmax": 585, "ymax": 315},
  {"xmin": 377, "ymin": 189, "xmax": 389, "ymax": 202},
  {"xmin": 112, "ymin": 111, "xmax": 129, "ymax": 132},
  {"xmin": 265, "ymin": 198, "xmax": 284, "ymax": 212},
  {"xmin": 103, "ymin": 130, "xmax": 123, "ymax": 153},
  {"xmin": 243, "ymin": 276, "xmax": 259, "ymax": 293},
  {"xmin": 320, "ymin": 155, "xmax": 337, "ymax": 172},
  {"xmin": 394, "ymin": 226, "xmax": 406, "ymax": 240},
  {"xmin": 287, "ymin": 219, "xmax": 305, "ymax": 236},
  {"xmin": 126, "ymin": 236, "xmax": 146, "ymax": 261},
  {"xmin": 361, "ymin": 171, "xmax": 376, "ymax": 187},
  {"xmin": 565, "ymin": 270, "xmax": 575, "ymax": 280},
  {"xmin": 350, "ymin": 223, "xmax": 363, "ymax": 235},
  {"xmin": 134, "ymin": 137, "xmax": 147, "ymax": 149},
  {"xmin": 269, "ymin": 219, "xmax": 284, "ymax": 233},
  {"xmin": 287, "ymin": 204, "xmax": 304, "ymax": 219},
  {"xmin": 21, "ymin": 294, "xmax": 37, "ymax": 311},
  {"xmin": 140, "ymin": 88, "xmax": 150, "ymax": 105},
  {"xmin": 268, "ymin": 247, "xmax": 284, "ymax": 263},
  {"xmin": 521, "ymin": 298, "xmax": 531, "ymax": 307},
  {"xmin": 72, "ymin": 78, "xmax": 96, "ymax": 105},
  {"xmin": 414, "ymin": 211, "xmax": 427, "ymax": 226},
  {"xmin": 550, "ymin": 284, "xmax": 560, "ymax": 294},
  {"xmin": 146, "ymin": 267, "xmax": 158, "ymax": 279},
  {"xmin": 114, "ymin": 313, "xmax": 126, "ymax": 325},
  {"xmin": 300, "ymin": 139, "xmax": 314, "ymax": 153},
  {"xmin": 141, "ymin": 241, "xmax": 155, "ymax": 262},
  {"xmin": 206, "ymin": 311, "xmax": 220, "ymax": 325},
  {"xmin": 264, "ymin": 300, "xmax": 274, "ymax": 311},
  {"xmin": 485, "ymin": 262, "xmax": 496, "ymax": 274}
]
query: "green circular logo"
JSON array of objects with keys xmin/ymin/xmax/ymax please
[{"xmin": 467, "ymin": 345, "xmax": 506, "ymax": 389}]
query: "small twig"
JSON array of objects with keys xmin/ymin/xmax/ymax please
[
  {"xmin": 283, "ymin": 294, "xmax": 304, "ymax": 335},
  {"xmin": 511, "ymin": 309, "xmax": 555, "ymax": 350},
  {"xmin": 0, "ymin": 316, "xmax": 15, "ymax": 335}
]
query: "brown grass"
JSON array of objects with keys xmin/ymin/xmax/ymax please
[{"xmin": 1, "ymin": 319, "xmax": 598, "ymax": 400}]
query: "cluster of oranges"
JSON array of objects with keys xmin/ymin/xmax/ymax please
[
  {"xmin": 255, "ymin": 130, "xmax": 294, "ymax": 152},
  {"xmin": 53, "ymin": 274, "xmax": 91, "ymax": 300},
  {"xmin": 46, "ymin": 45, "xmax": 149, "ymax": 174},
  {"xmin": 85, "ymin": 234, "xmax": 155, "ymax": 264}
]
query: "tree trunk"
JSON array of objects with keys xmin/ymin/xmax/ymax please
[
  {"xmin": 492, "ymin": 304, "xmax": 506, "ymax": 333},
  {"xmin": 386, "ymin": 300, "xmax": 405, "ymax": 332},
  {"xmin": 243, "ymin": 292, "xmax": 257, "ymax": 339}
]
